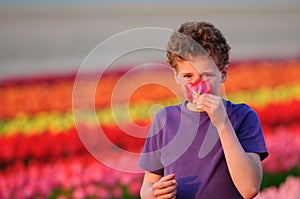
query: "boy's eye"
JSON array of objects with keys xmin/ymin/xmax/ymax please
[
  {"xmin": 201, "ymin": 72, "xmax": 215, "ymax": 80},
  {"xmin": 202, "ymin": 73, "xmax": 212, "ymax": 78},
  {"xmin": 183, "ymin": 74, "xmax": 192, "ymax": 79}
]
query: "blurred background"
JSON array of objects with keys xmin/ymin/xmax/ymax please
[
  {"xmin": 0, "ymin": 1, "xmax": 300, "ymax": 199},
  {"xmin": 1, "ymin": 0, "xmax": 300, "ymax": 79}
]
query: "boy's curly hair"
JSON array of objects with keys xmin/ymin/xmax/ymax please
[{"xmin": 166, "ymin": 21, "xmax": 231, "ymax": 71}]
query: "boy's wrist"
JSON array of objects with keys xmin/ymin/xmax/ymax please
[{"xmin": 216, "ymin": 117, "xmax": 232, "ymax": 135}]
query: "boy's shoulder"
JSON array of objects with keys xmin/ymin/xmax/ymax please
[
  {"xmin": 225, "ymin": 100, "xmax": 258, "ymax": 117},
  {"xmin": 226, "ymin": 100, "xmax": 251, "ymax": 110}
]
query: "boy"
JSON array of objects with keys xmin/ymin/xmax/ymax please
[{"xmin": 138, "ymin": 21, "xmax": 268, "ymax": 199}]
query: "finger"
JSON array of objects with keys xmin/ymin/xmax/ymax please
[
  {"xmin": 159, "ymin": 174, "xmax": 176, "ymax": 182},
  {"xmin": 196, "ymin": 94, "xmax": 221, "ymax": 109},
  {"xmin": 152, "ymin": 179, "xmax": 177, "ymax": 190},
  {"xmin": 156, "ymin": 191, "xmax": 177, "ymax": 199},
  {"xmin": 196, "ymin": 104, "xmax": 212, "ymax": 115},
  {"xmin": 195, "ymin": 96, "xmax": 212, "ymax": 110},
  {"xmin": 153, "ymin": 184, "xmax": 177, "ymax": 198},
  {"xmin": 196, "ymin": 96, "xmax": 219, "ymax": 115},
  {"xmin": 198, "ymin": 94, "xmax": 217, "ymax": 103}
]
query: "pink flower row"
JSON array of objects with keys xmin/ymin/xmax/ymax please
[
  {"xmin": 0, "ymin": 155, "xmax": 142, "ymax": 199},
  {"xmin": 255, "ymin": 176, "xmax": 300, "ymax": 199},
  {"xmin": 1, "ymin": 124, "xmax": 299, "ymax": 175},
  {"xmin": 263, "ymin": 124, "xmax": 300, "ymax": 173},
  {"xmin": 0, "ymin": 125, "xmax": 299, "ymax": 198}
]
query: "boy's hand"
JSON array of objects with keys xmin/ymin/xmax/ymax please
[
  {"xmin": 195, "ymin": 94, "xmax": 228, "ymax": 132},
  {"xmin": 152, "ymin": 174, "xmax": 177, "ymax": 199}
]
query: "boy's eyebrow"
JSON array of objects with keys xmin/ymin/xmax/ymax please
[
  {"xmin": 180, "ymin": 71, "xmax": 213, "ymax": 75},
  {"xmin": 180, "ymin": 72, "xmax": 195, "ymax": 76}
]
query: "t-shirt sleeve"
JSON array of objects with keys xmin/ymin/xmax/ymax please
[
  {"xmin": 138, "ymin": 110, "xmax": 165, "ymax": 175},
  {"xmin": 236, "ymin": 105, "xmax": 269, "ymax": 160}
]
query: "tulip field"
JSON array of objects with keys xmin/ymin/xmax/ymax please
[{"xmin": 0, "ymin": 57, "xmax": 300, "ymax": 198}]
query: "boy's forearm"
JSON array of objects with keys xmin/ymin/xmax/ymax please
[
  {"xmin": 218, "ymin": 118, "xmax": 262, "ymax": 198},
  {"xmin": 140, "ymin": 183, "xmax": 155, "ymax": 199}
]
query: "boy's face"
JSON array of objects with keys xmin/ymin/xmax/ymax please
[{"xmin": 174, "ymin": 58, "xmax": 227, "ymax": 98}]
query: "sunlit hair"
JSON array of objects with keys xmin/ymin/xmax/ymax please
[{"xmin": 166, "ymin": 21, "xmax": 231, "ymax": 71}]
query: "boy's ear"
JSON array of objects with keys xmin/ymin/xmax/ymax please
[
  {"xmin": 173, "ymin": 69, "xmax": 180, "ymax": 84},
  {"xmin": 220, "ymin": 66, "xmax": 228, "ymax": 83}
]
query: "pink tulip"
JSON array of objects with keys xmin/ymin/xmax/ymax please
[
  {"xmin": 96, "ymin": 187, "xmax": 111, "ymax": 199},
  {"xmin": 112, "ymin": 186, "xmax": 123, "ymax": 198},
  {"xmin": 255, "ymin": 176, "xmax": 300, "ymax": 199},
  {"xmin": 56, "ymin": 196, "xmax": 68, "ymax": 199},
  {"xmin": 128, "ymin": 181, "xmax": 142, "ymax": 196},
  {"xmin": 85, "ymin": 184, "xmax": 97, "ymax": 196},
  {"xmin": 72, "ymin": 187, "xmax": 85, "ymax": 199},
  {"xmin": 262, "ymin": 124, "xmax": 300, "ymax": 173}
]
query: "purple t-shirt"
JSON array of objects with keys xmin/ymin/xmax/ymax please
[{"xmin": 138, "ymin": 100, "xmax": 268, "ymax": 199}]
